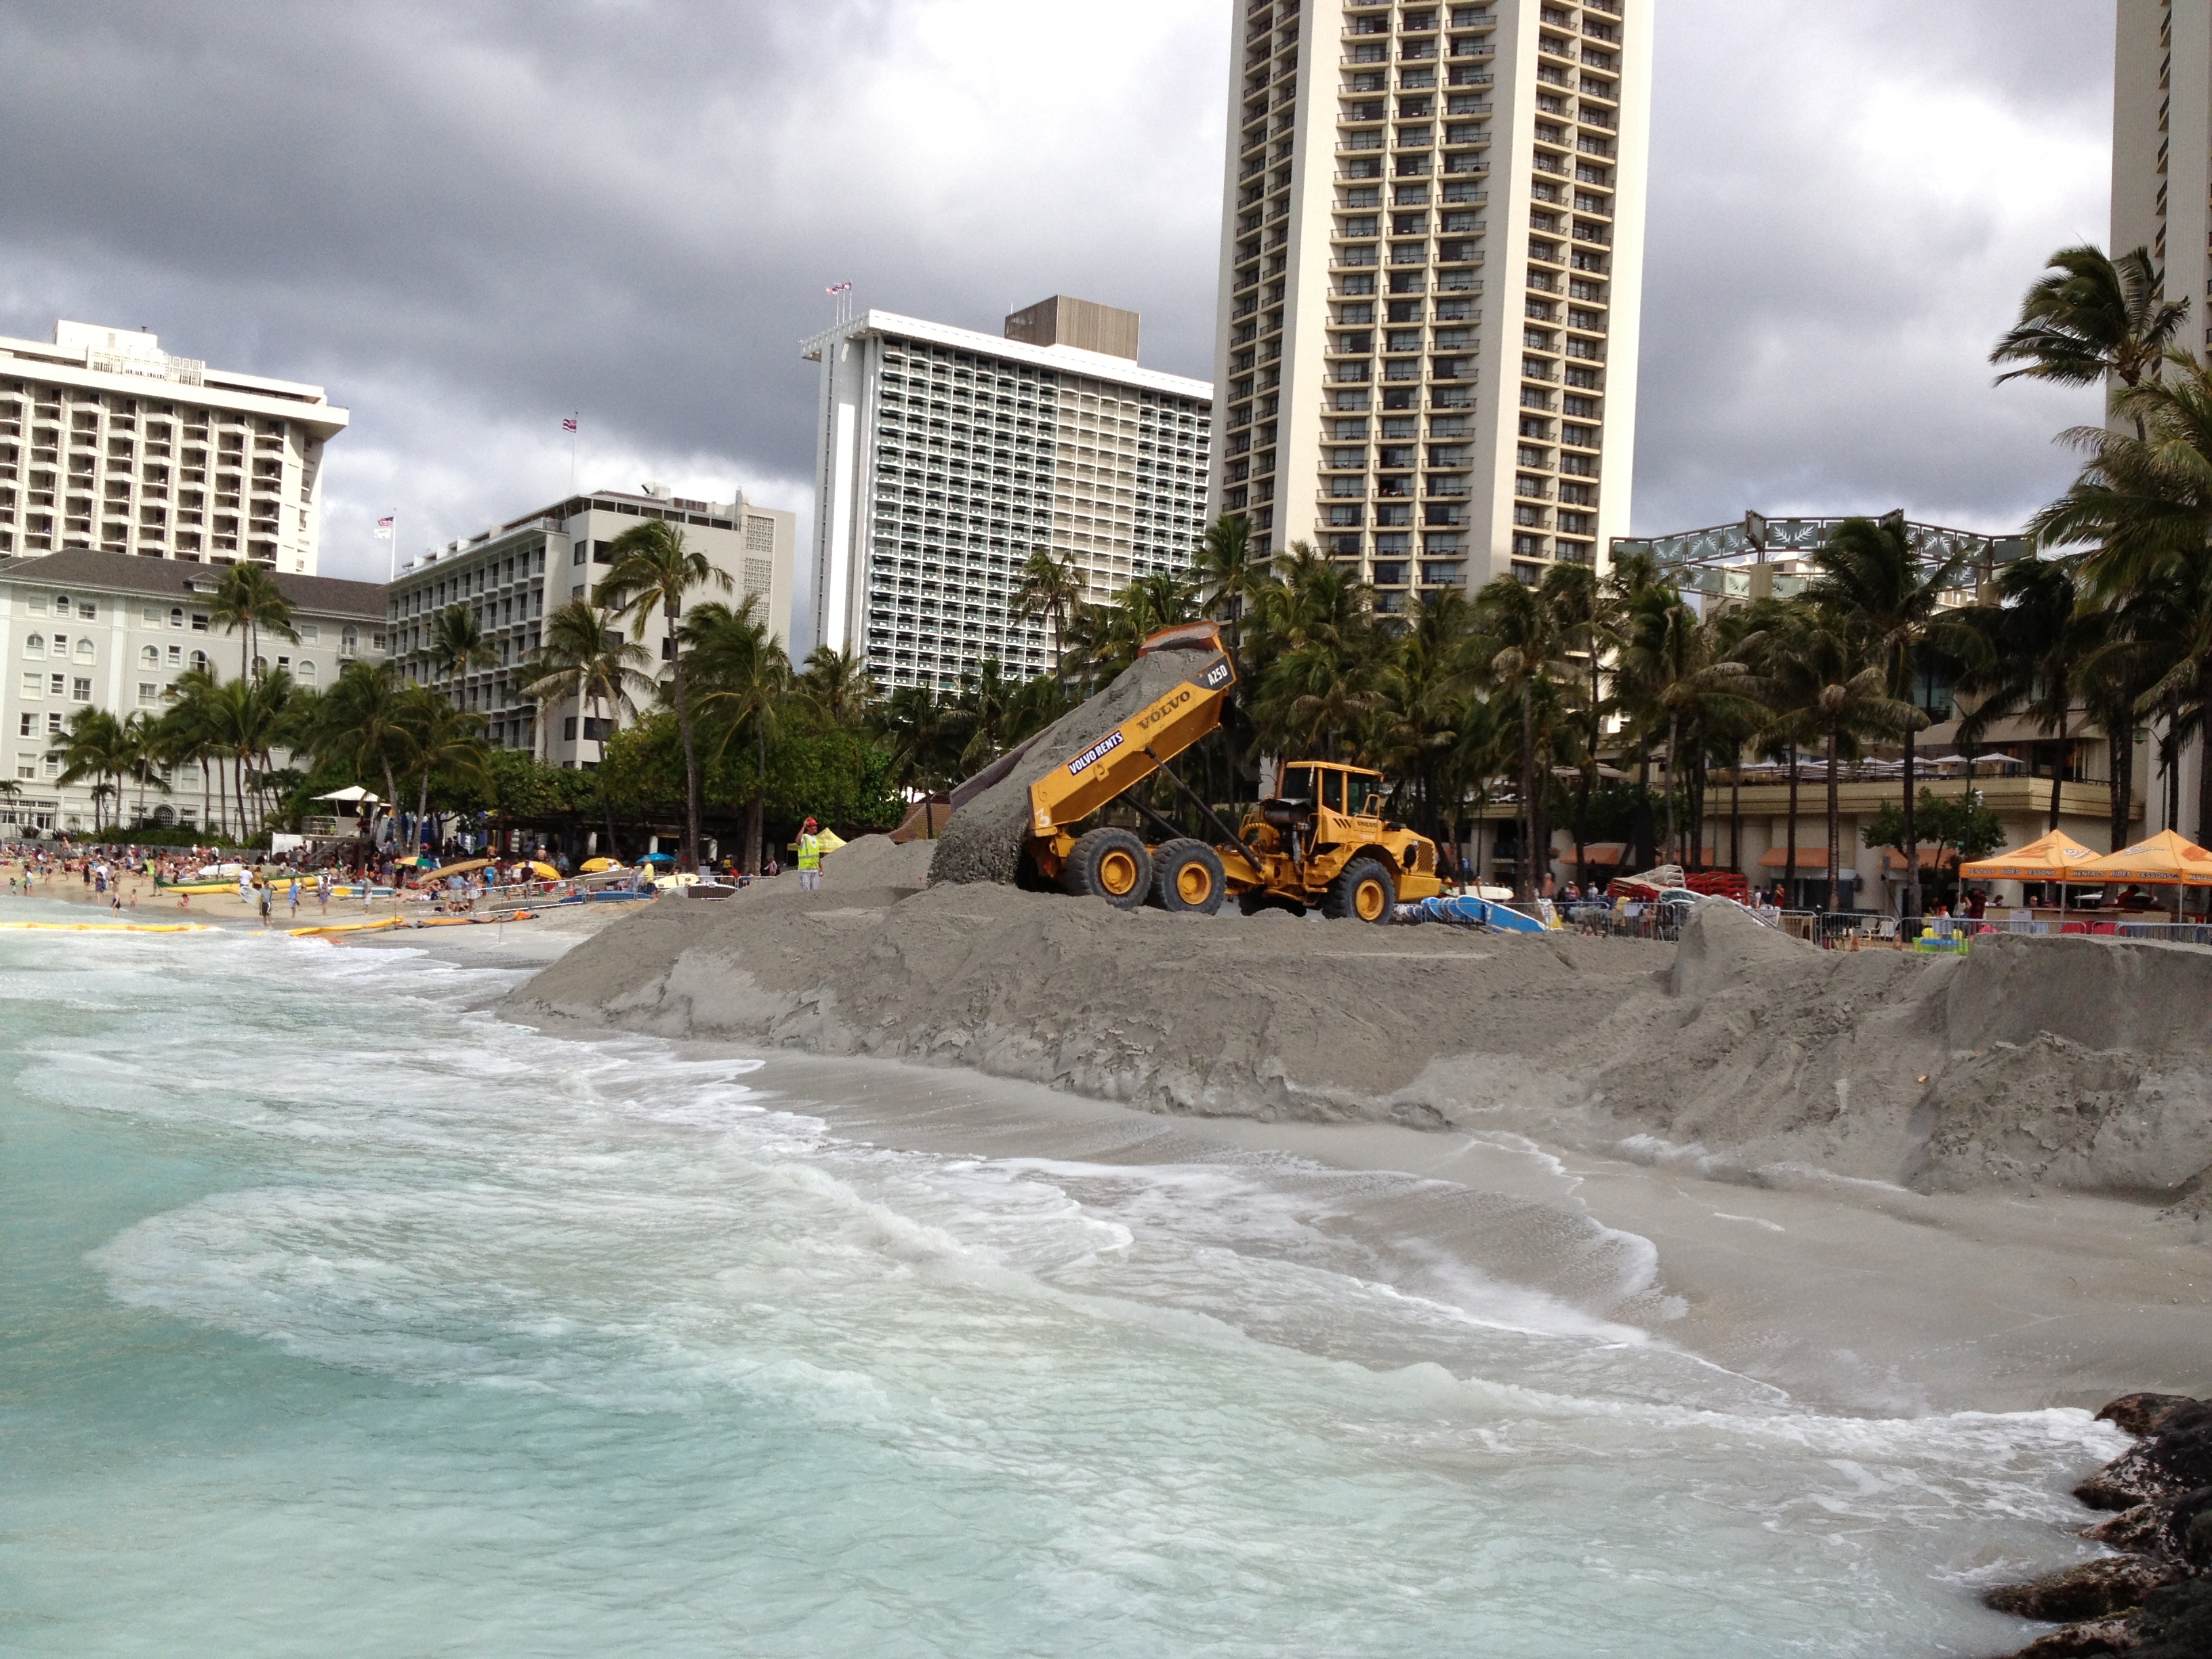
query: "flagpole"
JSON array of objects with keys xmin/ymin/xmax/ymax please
[{"xmin": 386, "ymin": 512, "xmax": 396, "ymax": 583}]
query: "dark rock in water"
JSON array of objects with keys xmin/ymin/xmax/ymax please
[
  {"xmin": 2083, "ymin": 1503, "xmax": 2165, "ymax": 1551},
  {"xmin": 2100, "ymin": 1393, "xmax": 2202, "ymax": 1439},
  {"xmin": 2159, "ymin": 1487, "xmax": 2212, "ymax": 1570},
  {"xmin": 1985, "ymin": 1554, "xmax": 2181, "ymax": 1622},
  {"xmin": 2128, "ymin": 1574, "xmax": 2212, "ymax": 1659},
  {"xmin": 2013, "ymin": 1616, "xmax": 2140, "ymax": 1658},
  {"xmin": 2076, "ymin": 1452, "xmax": 2179, "ymax": 1512},
  {"xmin": 2143, "ymin": 1410, "xmax": 2212, "ymax": 1488}
]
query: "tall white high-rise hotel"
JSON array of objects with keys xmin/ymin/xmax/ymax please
[{"xmin": 1211, "ymin": 1, "xmax": 1650, "ymax": 598}]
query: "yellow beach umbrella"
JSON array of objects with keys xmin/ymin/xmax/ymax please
[
  {"xmin": 527, "ymin": 860, "xmax": 561, "ymax": 880},
  {"xmin": 1957, "ymin": 828, "xmax": 2102, "ymax": 882},
  {"xmin": 579, "ymin": 857, "xmax": 618, "ymax": 874},
  {"xmin": 2076, "ymin": 827, "xmax": 2212, "ymax": 886}
]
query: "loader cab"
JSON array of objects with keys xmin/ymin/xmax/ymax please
[{"xmin": 1279, "ymin": 763, "xmax": 1385, "ymax": 826}]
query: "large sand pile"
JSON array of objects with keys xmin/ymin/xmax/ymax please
[
  {"xmin": 507, "ymin": 886, "xmax": 2212, "ymax": 1202},
  {"xmin": 928, "ymin": 647, "xmax": 1217, "ymax": 886}
]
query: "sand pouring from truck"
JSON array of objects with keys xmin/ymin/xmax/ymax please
[{"xmin": 941, "ymin": 621, "xmax": 1445, "ymax": 921}]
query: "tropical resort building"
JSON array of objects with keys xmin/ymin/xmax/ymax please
[
  {"xmin": 1208, "ymin": 0, "xmax": 1652, "ymax": 602},
  {"xmin": 800, "ymin": 298, "xmax": 1214, "ymax": 695},
  {"xmin": 384, "ymin": 485, "xmax": 796, "ymax": 765},
  {"xmin": 1446, "ymin": 514, "xmax": 2152, "ymax": 907},
  {"xmin": 0, "ymin": 320, "xmax": 349, "ymax": 574},
  {"xmin": 0, "ymin": 547, "xmax": 386, "ymax": 836}
]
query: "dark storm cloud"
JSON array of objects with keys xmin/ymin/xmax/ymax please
[
  {"xmin": 0, "ymin": 1, "xmax": 2118, "ymax": 576},
  {"xmin": 0, "ymin": 1, "xmax": 1228, "ymax": 577}
]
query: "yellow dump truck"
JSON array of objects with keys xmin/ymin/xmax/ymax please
[{"xmin": 1020, "ymin": 622, "xmax": 1445, "ymax": 921}]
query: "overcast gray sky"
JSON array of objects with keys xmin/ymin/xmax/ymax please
[{"xmin": 0, "ymin": 1, "xmax": 2115, "ymax": 583}]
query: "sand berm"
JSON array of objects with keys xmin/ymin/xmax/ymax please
[{"xmin": 509, "ymin": 832, "xmax": 2212, "ymax": 1200}]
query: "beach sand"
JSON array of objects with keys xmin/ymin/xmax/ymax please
[{"xmin": 470, "ymin": 858, "xmax": 2212, "ymax": 1420}]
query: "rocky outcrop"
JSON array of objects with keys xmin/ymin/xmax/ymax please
[{"xmin": 1994, "ymin": 1393, "xmax": 2212, "ymax": 1657}]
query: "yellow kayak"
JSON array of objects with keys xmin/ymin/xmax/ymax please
[{"xmin": 0, "ymin": 920, "xmax": 210, "ymax": 933}]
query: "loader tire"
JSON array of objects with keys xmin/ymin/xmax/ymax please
[
  {"xmin": 1324, "ymin": 857, "xmax": 1395, "ymax": 924},
  {"xmin": 1238, "ymin": 890, "xmax": 1305, "ymax": 918},
  {"xmin": 1063, "ymin": 827, "xmax": 1151, "ymax": 910},
  {"xmin": 1151, "ymin": 839, "xmax": 1227, "ymax": 916}
]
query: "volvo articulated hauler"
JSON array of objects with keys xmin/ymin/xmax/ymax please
[{"xmin": 1012, "ymin": 621, "xmax": 1446, "ymax": 922}]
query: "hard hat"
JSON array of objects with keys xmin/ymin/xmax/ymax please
[{"xmin": 803, "ymin": 817, "xmax": 818, "ymax": 829}]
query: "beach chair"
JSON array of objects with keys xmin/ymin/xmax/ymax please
[{"xmin": 2090, "ymin": 921, "xmax": 2117, "ymax": 936}]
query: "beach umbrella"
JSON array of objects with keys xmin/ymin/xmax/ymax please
[
  {"xmin": 814, "ymin": 827, "xmax": 847, "ymax": 854},
  {"xmin": 1959, "ymin": 827, "xmax": 2104, "ymax": 920},
  {"xmin": 527, "ymin": 860, "xmax": 560, "ymax": 880},
  {"xmin": 1957, "ymin": 828, "xmax": 2102, "ymax": 882},
  {"xmin": 579, "ymin": 857, "xmax": 618, "ymax": 873},
  {"xmin": 639, "ymin": 852, "xmax": 676, "ymax": 865}
]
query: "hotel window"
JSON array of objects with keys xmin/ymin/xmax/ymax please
[
  {"xmin": 22, "ymin": 634, "xmax": 42, "ymax": 659},
  {"xmin": 140, "ymin": 645, "xmax": 158, "ymax": 667},
  {"xmin": 18, "ymin": 674, "xmax": 36, "ymax": 699},
  {"xmin": 137, "ymin": 682, "xmax": 157, "ymax": 706},
  {"xmin": 48, "ymin": 674, "xmax": 64, "ymax": 696},
  {"xmin": 15, "ymin": 714, "xmax": 30, "ymax": 736},
  {"xmin": 71, "ymin": 678, "xmax": 91, "ymax": 702},
  {"xmin": 14, "ymin": 754, "xmax": 33, "ymax": 781}
]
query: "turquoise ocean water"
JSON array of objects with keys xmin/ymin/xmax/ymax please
[{"xmin": 0, "ymin": 909, "xmax": 2117, "ymax": 1656}]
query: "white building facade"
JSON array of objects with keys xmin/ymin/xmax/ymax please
[
  {"xmin": 0, "ymin": 321, "xmax": 349, "ymax": 575},
  {"xmin": 0, "ymin": 548, "xmax": 386, "ymax": 835},
  {"xmin": 800, "ymin": 301, "xmax": 1214, "ymax": 693},
  {"xmin": 386, "ymin": 485, "xmax": 796, "ymax": 765},
  {"xmin": 1210, "ymin": 0, "xmax": 1651, "ymax": 602}
]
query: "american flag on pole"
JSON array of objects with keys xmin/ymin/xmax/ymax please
[
  {"xmin": 825, "ymin": 283, "xmax": 852, "ymax": 297},
  {"xmin": 373, "ymin": 516, "xmax": 394, "ymax": 539},
  {"xmin": 562, "ymin": 415, "xmax": 578, "ymax": 432}
]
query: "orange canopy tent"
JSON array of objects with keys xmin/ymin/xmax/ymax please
[
  {"xmin": 2076, "ymin": 828, "xmax": 2212, "ymax": 886},
  {"xmin": 1957, "ymin": 829, "xmax": 2102, "ymax": 883}
]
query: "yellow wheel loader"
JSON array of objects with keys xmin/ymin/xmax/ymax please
[{"xmin": 1019, "ymin": 622, "xmax": 1445, "ymax": 921}]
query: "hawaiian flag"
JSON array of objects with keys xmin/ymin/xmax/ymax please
[{"xmin": 373, "ymin": 516, "xmax": 394, "ymax": 539}]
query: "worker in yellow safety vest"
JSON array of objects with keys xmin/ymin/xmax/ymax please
[{"xmin": 797, "ymin": 818, "xmax": 823, "ymax": 891}]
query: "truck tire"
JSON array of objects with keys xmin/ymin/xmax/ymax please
[
  {"xmin": 1151, "ymin": 838, "xmax": 1227, "ymax": 915},
  {"xmin": 1324, "ymin": 857, "xmax": 1395, "ymax": 923},
  {"xmin": 1239, "ymin": 890, "xmax": 1305, "ymax": 918},
  {"xmin": 1063, "ymin": 827, "xmax": 1151, "ymax": 910}
]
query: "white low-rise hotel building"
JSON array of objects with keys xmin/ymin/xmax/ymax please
[
  {"xmin": 0, "ymin": 548, "xmax": 388, "ymax": 835},
  {"xmin": 386, "ymin": 485, "xmax": 796, "ymax": 764}
]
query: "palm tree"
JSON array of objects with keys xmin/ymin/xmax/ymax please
[
  {"xmin": 119, "ymin": 710, "xmax": 169, "ymax": 823},
  {"xmin": 399, "ymin": 687, "xmax": 491, "ymax": 846},
  {"xmin": 1013, "ymin": 546, "xmax": 1085, "ymax": 689},
  {"xmin": 1623, "ymin": 594, "xmax": 1761, "ymax": 866},
  {"xmin": 49, "ymin": 708, "xmax": 131, "ymax": 830},
  {"xmin": 593, "ymin": 518, "xmax": 733, "ymax": 872},
  {"xmin": 515, "ymin": 599, "xmax": 653, "ymax": 758},
  {"xmin": 1474, "ymin": 573, "xmax": 1574, "ymax": 900},
  {"xmin": 796, "ymin": 645, "xmax": 877, "ymax": 727},
  {"xmin": 2105, "ymin": 558, "xmax": 2212, "ymax": 842},
  {"xmin": 210, "ymin": 561, "xmax": 300, "ymax": 681},
  {"xmin": 1751, "ymin": 608, "xmax": 1921, "ymax": 912},
  {"xmin": 1191, "ymin": 513, "xmax": 1267, "ymax": 812},
  {"xmin": 1955, "ymin": 554, "xmax": 2095, "ymax": 834},
  {"xmin": 683, "ymin": 596, "xmax": 791, "ymax": 873},
  {"xmin": 1991, "ymin": 244, "xmax": 2188, "ymax": 438},
  {"xmin": 306, "ymin": 659, "xmax": 415, "ymax": 829},
  {"xmin": 1192, "ymin": 513, "xmax": 1265, "ymax": 652},
  {"xmin": 1805, "ymin": 514, "xmax": 1983, "ymax": 918},
  {"xmin": 2032, "ymin": 356, "xmax": 2212, "ymax": 606},
  {"xmin": 429, "ymin": 603, "xmax": 499, "ymax": 696},
  {"xmin": 1376, "ymin": 587, "xmax": 1481, "ymax": 844}
]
